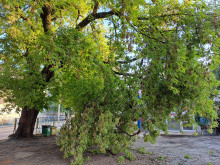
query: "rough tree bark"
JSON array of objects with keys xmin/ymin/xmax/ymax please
[{"xmin": 13, "ymin": 107, "xmax": 39, "ymax": 138}]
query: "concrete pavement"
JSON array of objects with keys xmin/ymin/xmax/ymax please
[{"xmin": 0, "ymin": 126, "xmax": 14, "ymax": 140}]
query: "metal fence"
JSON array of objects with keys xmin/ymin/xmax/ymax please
[
  {"xmin": 13, "ymin": 116, "xmax": 66, "ymax": 134},
  {"xmin": 166, "ymin": 119, "xmax": 195, "ymax": 133}
]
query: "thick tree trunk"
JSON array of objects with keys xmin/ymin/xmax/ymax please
[{"xmin": 12, "ymin": 106, "xmax": 39, "ymax": 138}]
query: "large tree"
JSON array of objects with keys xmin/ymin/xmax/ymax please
[
  {"xmin": 0, "ymin": 0, "xmax": 121, "ymax": 137},
  {"xmin": 0, "ymin": 0, "xmax": 219, "ymax": 164}
]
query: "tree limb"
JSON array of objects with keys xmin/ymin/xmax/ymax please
[
  {"xmin": 76, "ymin": 10, "xmax": 81, "ymax": 25},
  {"xmin": 138, "ymin": 13, "xmax": 216, "ymax": 21},
  {"xmin": 40, "ymin": 3, "xmax": 54, "ymax": 82},
  {"xmin": 112, "ymin": 70, "xmax": 133, "ymax": 76},
  {"xmin": 137, "ymin": 13, "xmax": 189, "ymax": 20},
  {"xmin": 117, "ymin": 127, "xmax": 141, "ymax": 137},
  {"xmin": 40, "ymin": 3, "xmax": 53, "ymax": 32},
  {"xmin": 76, "ymin": 10, "xmax": 121, "ymax": 30},
  {"xmin": 93, "ymin": 1, "xmax": 99, "ymax": 14},
  {"xmin": 127, "ymin": 20, "xmax": 165, "ymax": 43},
  {"xmin": 118, "ymin": 58, "xmax": 137, "ymax": 64}
]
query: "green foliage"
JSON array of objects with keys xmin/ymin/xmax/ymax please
[
  {"xmin": 193, "ymin": 133, "xmax": 198, "ymax": 136},
  {"xmin": 117, "ymin": 156, "xmax": 125, "ymax": 164},
  {"xmin": 157, "ymin": 155, "xmax": 167, "ymax": 161},
  {"xmin": 0, "ymin": 0, "xmax": 219, "ymax": 164},
  {"xmin": 84, "ymin": 156, "xmax": 91, "ymax": 162},
  {"xmin": 146, "ymin": 151, "xmax": 153, "ymax": 155},
  {"xmin": 208, "ymin": 150, "xmax": 214, "ymax": 154},
  {"xmin": 184, "ymin": 154, "xmax": 191, "ymax": 159},
  {"xmin": 136, "ymin": 147, "xmax": 153, "ymax": 155},
  {"xmin": 213, "ymin": 65, "xmax": 220, "ymax": 81},
  {"xmin": 137, "ymin": 147, "xmax": 148, "ymax": 154},
  {"xmin": 143, "ymin": 130, "xmax": 160, "ymax": 144},
  {"xmin": 48, "ymin": 102, "xmax": 71, "ymax": 113},
  {"xmin": 125, "ymin": 151, "xmax": 136, "ymax": 161}
]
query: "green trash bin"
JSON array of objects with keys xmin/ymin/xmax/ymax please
[{"xmin": 42, "ymin": 125, "xmax": 51, "ymax": 136}]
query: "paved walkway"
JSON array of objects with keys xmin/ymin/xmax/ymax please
[{"xmin": 0, "ymin": 126, "xmax": 14, "ymax": 140}]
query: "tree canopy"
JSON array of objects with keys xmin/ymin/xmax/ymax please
[{"xmin": 0, "ymin": 0, "xmax": 219, "ymax": 164}]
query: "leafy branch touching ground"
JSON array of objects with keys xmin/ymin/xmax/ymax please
[
  {"xmin": 136, "ymin": 147, "xmax": 152, "ymax": 155},
  {"xmin": 117, "ymin": 156, "xmax": 125, "ymax": 164}
]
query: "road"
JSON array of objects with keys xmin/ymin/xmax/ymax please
[{"xmin": 0, "ymin": 126, "xmax": 14, "ymax": 140}]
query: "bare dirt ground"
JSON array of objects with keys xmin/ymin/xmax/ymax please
[
  {"xmin": 0, "ymin": 135, "xmax": 219, "ymax": 165},
  {"xmin": 134, "ymin": 135, "xmax": 220, "ymax": 165}
]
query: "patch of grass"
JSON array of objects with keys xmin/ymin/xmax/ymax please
[
  {"xmin": 125, "ymin": 151, "xmax": 136, "ymax": 161},
  {"xmin": 146, "ymin": 151, "xmax": 153, "ymax": 155},
  {"xmin": 157, "ymin": 155, "xmax": 167, "ymax": 160},
  {"xmin": 84, "ymin": 156, "xmax": 91, "ymax": 162},
  {"xmin": 184, "ymin": 154, "xmax": 191, "ymax": 159},
  {"xmin": 136, "ymin": 147, "xmax": 152, "ymax": 155},
  {"xmin": 208, "ymin": 150, "xmax": 214, "ymax": 154},
  {"xmin": 208, "ymin": 163, "xmax": 213, "ymax": 165},
  {"xmin": 117, "ymin": 156, "xmax": 125, "ymax": 164},
  {"xmin": 137, "ymin": 147, "xmax": 146, "ymax": 154}
]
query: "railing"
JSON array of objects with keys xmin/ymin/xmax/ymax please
[{"xmin": 13, "ymin": 116, "xmax": 66, "ymax": 134}]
